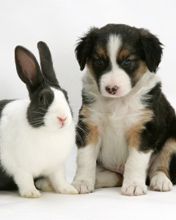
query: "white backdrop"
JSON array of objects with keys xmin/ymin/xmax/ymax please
[
  {"xmin": 1, "ymin": 0, "xmax": 176, "ymax": 189},
  {"xmin": 0, "ymin": 0, "xmax": 176, "ymax": 113},
  {"xmin": 0, "ymin": 1, "xmax": 176, "ymax": 220}
]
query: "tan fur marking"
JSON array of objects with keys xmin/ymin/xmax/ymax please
[
  {"xmin": 149, "ymin": 139, "xmax": 176, "ymax": 178},
  {"xmin": 80, "ymin": 105, "xmax": 100, "ymax": 145},
  {"xmin": 133, "ymin": 61, "xmax": 148, "ymax": 84},
  {"xmin": 80, "ymin": 105, "xmax": 91, "ymax": 118},
  {"xmin": 96, "ymin": 47, "xmax": 107, "ymax": 59},
  {"xmin": 87, "ymin": 122, "xmax": 99, "ymax": 145},
  {"xmin": 118, "ymin": 48, "xmax": 130, "ymax": 60},
  {"xmin": 127, "ymin": 124, "xmax": 142, "ymax": 149},
  {"xmin": 127, "ymin": 109, "xmax": 154, "ymax": 149}
]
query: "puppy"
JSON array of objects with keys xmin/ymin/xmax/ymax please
[{"xmin": 73, "ymin": 24, "xmax": 176, "ymax": 196}]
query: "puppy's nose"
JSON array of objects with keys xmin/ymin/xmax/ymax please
[
  {"xmin": 105, "ymin": 85, "xmax": 119, "ymax": 95},
  {"xmin": 57, "ymin": 116, "xmax": 67, "ymax": 126}
]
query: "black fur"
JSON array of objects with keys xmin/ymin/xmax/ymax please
[
  {"xmin": 169, "ymin": 153, "xmax": 176, "ymax": 184},
  {"xmin": 82, "ymin": 89, "xmax": 95, "ymax": 105},
  {"xmin": 139, "ymin": 84, "xmax": 176, "ymax": 152},
  {"xmin": 75, "ymin": 89, "xmax": 95, "ymax": 148},
  {"xmin": 0, "ymin": 100, "xmax": 17, "ymax": 190},
  {"xmin": 0, "ymin": 169, "xmax": 17, "ymax": 190},
  {"xmin": 139, "ymin": 28, "xmax": 163, "ymax": 72},
  {"xmin": 76, "ymin": 27, "xmax": 99, "ymax": 70},
  {"xmin": 37, "ymin": 41, "xmax": 60, "ymax": 88},
  {"xmin": 27, "ymin": 86, "xmax": 54, "ymax": 127},
  {"xmin": 76, "ymin": 115, "xmax": 89, "ymax": 148},
  {"xmin": 0, "ymin": 100, "xmax": 13, "ymax": 118}
]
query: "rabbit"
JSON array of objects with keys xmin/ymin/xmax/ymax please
[{"xmin": 0, "ymin": 41, "xmax": 78, "ymax": 198}]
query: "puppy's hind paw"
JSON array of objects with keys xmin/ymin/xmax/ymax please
[
  {"xmin": 150, "ymin": 172, "xmax": 173, "ymax": 192},
  {"xmin": 35, "ymin": 178, "xmax": 54, "ymax": 192}
]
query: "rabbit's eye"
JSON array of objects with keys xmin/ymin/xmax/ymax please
[
  {"xmin": 39, "ymin": 89, "xmax": 54, "ymax": 106},
  {"xmin": 39, "ymin": 94, "xmax": 45, "ymax": 105}
]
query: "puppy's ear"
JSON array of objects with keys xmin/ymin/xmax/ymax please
[
  {"xmin": 75, "ymin": 27, "xmax": 99, "ymax": 71},
  {"xmin": 140, "ymin": 29, "xmax": 163, "ymax": 72}
]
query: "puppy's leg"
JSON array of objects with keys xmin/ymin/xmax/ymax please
[
  {"xmin": 14, "ymin": 171, "xmax": 41, "ymax": 198},
  {"xmin": 122, "ymin": 110, "xmax": 154, "ymax": 196},
  {"xmin": 73, "ymin": 113, "xmax": 101, "ymax": 194},
  {"xmin": 122, "ymin": 148, "xmax": 152, "ymax": 196},
  {"xmin": 95, "ymin": 166, "xmax": 122, "ymax": 189},
  {"xmin": 49, "ymin": 164, "xmax": 78, "ymax": 194},
  {"xmin": 149, "ymin": 139, "xmax": 175, "ymax": 192},
  {"xmin": 73, "ymin": 144, "xmax": 100, "ymax": 194}
]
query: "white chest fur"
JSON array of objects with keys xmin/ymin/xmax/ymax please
[
  {"xmin": 83, "ymin": 72, "xmax": 160, "ymax": 173},
  {"xmin": 94, "ymin": 95, "xmax": 144, "ymax": 173}
]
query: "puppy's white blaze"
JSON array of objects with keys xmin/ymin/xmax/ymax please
[
  {"xmin": 108, "ymin": 35, "xmax": 122, "ymax": 67},
  {"xmin": 100, "ymin": 35, "xmax": 132, "ymax": 97}
]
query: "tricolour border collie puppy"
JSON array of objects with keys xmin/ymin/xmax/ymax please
[{"xmin": 73, "ymin": 24, "xmax": 176, "ymax": 196}]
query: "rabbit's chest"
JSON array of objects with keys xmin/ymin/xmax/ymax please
[{"xmin": 22, "ymin": 133, "xmax": 73, "ymax": 175}]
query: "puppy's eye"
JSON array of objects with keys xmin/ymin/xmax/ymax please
[
  {"xmin": 121, "ymin": 59, "xmax": 133, "ymax": 67},
  {"xmin": 93, "ymin": 57, "xmax": 105, "ymax": 67}
]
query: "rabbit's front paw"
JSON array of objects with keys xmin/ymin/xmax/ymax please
[
  {"xmin": 55, "ymin": 184, "xmax": 78, "ymax": 194},
  {"xmin": 19, "ymin": 188, "xmax": 41, "ymax": 198}
]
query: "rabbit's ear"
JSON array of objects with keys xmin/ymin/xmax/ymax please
[
  {"xmin": 37, "ymin": 41, "xmax": 59, "ymax": 87},
  {"xmin": 15, "ymin": 46, "xmax": 43, "ymax": 95}
]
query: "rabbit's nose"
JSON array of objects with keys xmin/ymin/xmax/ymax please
[{"xmin": 57, "ymin": 116, "xmax": 67, "ymax": 126}]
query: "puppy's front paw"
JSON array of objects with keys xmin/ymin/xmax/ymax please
[
  {"xmin": 121, "ymin": 182, "xmax": 147, "ymax": 196},
  {"xmin": 73, "ymin": 180, "xmax": 94, "ymax": 194},
  {"xmin": 56, "ymin": 184, "xmax": 78, "ymax": 194},
  {"xmin": 150, "ymin": 172, "xmax": 173, "ymax": 192},
  {"xmin": 19, "ymin": 188, "xmax": 41, "ymax": 198}
]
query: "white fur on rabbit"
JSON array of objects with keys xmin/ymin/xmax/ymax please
[{"xmin": 0, "ymin": 42, "xmax": 77, "ymax": 197}]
